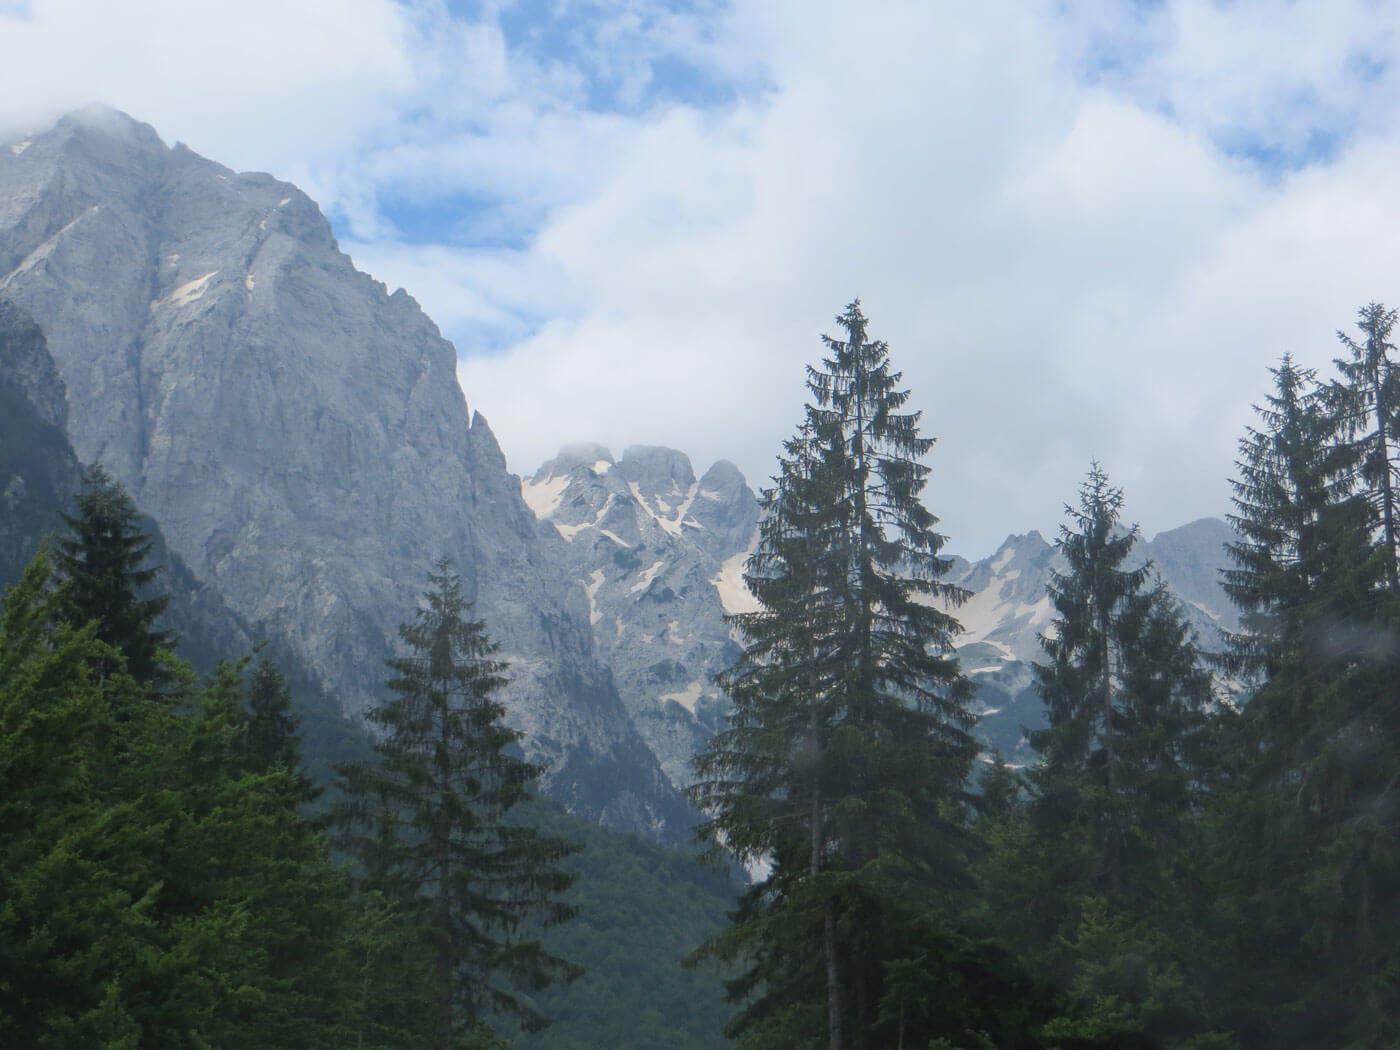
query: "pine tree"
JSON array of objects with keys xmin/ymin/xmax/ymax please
[
  {"xmin": 0, "ymin": 553, "xmax": 146, "ymax": 1045},
  {"xmin": 1, "ymin": 552, "xmax": 360, "ymax": 1049},
  {"xmin": 54, "ymin": 462, "xmax": 174, "ymax": 685},
  {"xmin": 336, "ymin": 560, "xmax": 579, "ymax": 1050},
  {"xmin": 690, "ymin": 301, "xmax": 976, "ymax": 1050}
]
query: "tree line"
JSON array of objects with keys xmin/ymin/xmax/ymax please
[{"xmin": 687, "ymin": 300, "xmax": 1400, "ymax": 1049}]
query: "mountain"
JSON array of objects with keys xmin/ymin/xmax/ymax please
[
  {"xmin": 517, "ymin": 441, "xmax": 1240, "ymax": 769},
  {"xmin": 945, "ymin": 519, "xmax": 1239, "ymax": 760},
  {"xmin": 522, "ymin": 444, "xmax": 758, "ymax": 790},
  {"xmin": 0, "ymin": 106, "xmax": 686, "ymax": 837}
]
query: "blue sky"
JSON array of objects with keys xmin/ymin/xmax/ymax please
[{"xmin": 5, "ymin": 0, "xmax": 1400, "ymax": 557}]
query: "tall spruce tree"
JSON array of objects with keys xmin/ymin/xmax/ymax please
[
  {"xmin": 336, "ymin": 560, "xmax": 579, "ymax": 1050},
  {"xmin": 2, "ymin": 549, "xmax": 360, "ymax": 1049},
  {"xmin": 1030, "ymin": 465, "xmax": 1214, "ymax": 896},
  {"xmin": 1020, "ymin": 466, "xmax": 1218, "ymax": 1045},
  {"xmin": 1215, "ymin": 355, "xmax": 1400, "ymax": 1048},
  {"xmin": 690, "ymin": 301, "xmax": 976, "ymax": 1050},
  {"xmin": 54, "ymin": 462, "xmax": 174, "ymax": 686}
]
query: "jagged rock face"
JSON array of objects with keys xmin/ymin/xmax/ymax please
[
  {"xmin": 524, "ymin": 445, "xmax": 759, "ymax": 790},
  {"xmin": 0, "ymin": 299, "xmax": 79, "ymax": 580},
  {"xmin": 0, "ymin": 107, "xmax": 686, "ymax": 837}
]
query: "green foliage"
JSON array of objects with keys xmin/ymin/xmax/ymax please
[
  {"xmin": 54, "ymin": 463, "xmax": 176, "ymax": 687},
  {"xmin": 1207, "ymin": 348, "xmax": 1400, "ymax": 1048},
  {"xmin": 513, "ymin": 801, "xmax": 738, "ymax": 1050},
  {"xmin": 240, "ymin": 649, "xmax": 320, "ymax": 802},
  {"xmin": 691, "ymin": 301, "xmax": 980, "ymax": 1049},
  {"xmin": 0, "ymin": 547, "xmax": 361, "ymax": 1048},
  {"xmin": 1330, "ymin": 303, "xmax": 1400, "ymax": 590},
  {"xmin": 336, "ymin": 559, "xmax": 580, "ymax": 1047},
  {"xmin": 1030, "ymin": 465, "xmax": 1215, "ymax": 905},
  {"xmin": 975, "ymin": 467, "xmax": 1224, "ymax": 1049}
]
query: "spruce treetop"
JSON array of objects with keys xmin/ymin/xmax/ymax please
[{"xmin": 55, "ymin": 462, "xmax": 175, "ymax": 685}]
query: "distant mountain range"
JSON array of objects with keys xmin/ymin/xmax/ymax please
[
  {"xmin": 520, "ymin": 443, "xmax": 1239, "ymax": 771},
  {"xmin": 0, "ymin": 106, "xmax": 1244, "ymax": 838}
]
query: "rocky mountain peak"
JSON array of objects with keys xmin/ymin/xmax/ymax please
[
  {"xmin": 615, "ymin": 445, "xmax": 697, "ymax": 493},
  {"xmin": 523, "ymin": 445, "xmax": 760, "ymax": 790},
  {"xmin": 536, "ymin": 443, "xmax": 615, "ymax": 480}
]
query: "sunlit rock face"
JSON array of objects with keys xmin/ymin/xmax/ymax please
[{"xmin": 0, "ymin": 106, "xmax": 688, "ymax": 838}]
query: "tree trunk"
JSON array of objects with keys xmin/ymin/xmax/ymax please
[
  {"xmin": 825, "ymin": 902, "xmax": 843, "ymax": 1050},
  {"xmin": 1369, "ymin": 364, "xmax": 1399, "ymax": 590},
  {"xmin": 437, "ymin": 682, "xmax": 454, "ymax": 1050},
  {"xmin": 811, "ymin": 696, "xmax": 842, "ymax": 1050},
  {"xmin": 1098, "ymin": 593, "xmax": 1122, "ymax": 895}
]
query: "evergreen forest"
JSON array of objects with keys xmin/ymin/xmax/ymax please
[{"xmin": 5, "ymin": 299, "xmax": 1400, "ymax": 1049}]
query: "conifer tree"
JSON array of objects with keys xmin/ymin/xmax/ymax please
[
  {"xmin": 241, "ymin": 650, "xmax": 319, "ymax": 802},
  {"xmin": 1330, "ymin": 302, "xmax": 1400, "ymax": 590},
  {"xmin": 336, "ymin": 560, "xmax": 579, "ymax": 1050},
  {"xmin": 0, "ymin": 553, "xmax": 146, "ymax": 1044},
  {"xmin": 1021, "ymin": 466, "xmax": 1217, "ymax": 1044},
  {"xmin": 690, "ymin": 301, "xmax": 976, "ymax": 1050},
  {"xmin": 54, "ymin": 462, "xmax": 174, "ymax": 685},
  {"xmin": 1030, "ymin": 465, "xmax": 1217, "ymax": 897},
  {"xmin": 1215, "ymin": 355, "xmax": 1400, "ymax": 1047},
  {"xmin": 1, "ymin": 552, "xmax": 359, "ymax": 1049}
]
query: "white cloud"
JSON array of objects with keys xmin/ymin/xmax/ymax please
[
  {"xmin": 6, "ymin": 0, "xmax": 1400, "ymax": 557},
  {"xmin": 0, "ymin": 0, "xmax": 416, "ymax": 168}
]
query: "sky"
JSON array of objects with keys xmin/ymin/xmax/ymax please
[{"xmin": 4, "ymin": 0, "xmax": 1400, "ymax": 558}]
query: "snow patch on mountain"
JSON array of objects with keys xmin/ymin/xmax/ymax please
[
  {"xmin": 523, "ymin": 445, "xmax": 758, "ymax": 790},
  {"xmin": 661, "ymin": 681, "xmax": 703, "ymax": 713},
  {"xmin": 712, "ymin": 546, "xmax": 760, "ymax": 615},
  {"xmin": 521, "ymin": 473, "xmax": 570, "ymax": 518},
  {"xmin": 167, "ymin": 270, "xmax": 218, "ymax": 307},
  {"xmin": 631, "ymin": 559, "xmax": 668, "ymax": 594},
  {"xmin": 627, "ymin": 478, "xmax": 703, "ymax": 537},
  {"xmin": 1, "ymin": 206, "xmax": 101, "ymax": 290}
]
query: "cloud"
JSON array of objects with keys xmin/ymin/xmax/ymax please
[
  {"xmin": 5, "ymin": 0, "xmax": 1400, "ymax": 557},
  {"xmin": 0, "ymin": 0, "xmax": 416, "ymax": 166}
]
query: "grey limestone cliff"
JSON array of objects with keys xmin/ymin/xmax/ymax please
[{"xmin": 0, "ymin": 107, "xmax": 685, "ymax": 836}]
